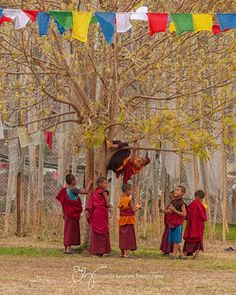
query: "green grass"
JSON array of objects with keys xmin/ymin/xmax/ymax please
[
  {"xmin": 0, "ymin": 245, "xmax": 85, "ymax": 257},
  {"xmin": 204, "ymin": 223, "xmax": 236, "ymax": 241}
]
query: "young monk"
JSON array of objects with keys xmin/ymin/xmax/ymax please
[
  {"xmin": 118, "ymin": 183, "xmax": 142, "ymax": 258},
  {"xmin": 183, "ymin": 190, "xmax": 207, "ymax": 259},
  {"xmin": 107, "ymin": 140, "xmax": 150, "ymax": 183},
  {"xmin": 160, "ymin": 191, "xmax": 175, "ymax": 255},
  {"xmin": 56, "ymin": 173, "xmax": 92, "ymax": 254},
  {"xmin": 168, "ymin": 185, "xmax": 187, "ymax": 259},
  {"xmin": 86, "ymin": 177, "xmax": 111, "ymax": 256}
]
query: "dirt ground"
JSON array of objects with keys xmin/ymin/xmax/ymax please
[{"xmin": 0, "ymin": 239, "xmax": 236, "ymax": 295}]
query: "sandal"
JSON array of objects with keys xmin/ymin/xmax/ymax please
[
  {"xmin": 169, "ymin": 256, "xmax": 178, "ymax": 260},
  {"xmin": 64, "ymin": 250, "xmax": 73, "ymax": 254},
  {"xmin": 178, "ymin": 256, "xmax": 188, "ymax": 260}
]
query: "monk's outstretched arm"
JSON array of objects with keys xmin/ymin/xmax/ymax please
[
  {"xmin": 130, "ymin": 144, "xmax": 141, "ymax": 169},
  {"xmin": 79, "ymin": 180, "xmax": 93, "ymax": 195},
  {"xmin": 169, "ymin": 204, "xmax": 187, "ymax": 217},
  {"xmin": 129, "ymin": 199, "xmax": 142, "ymax": 213}
]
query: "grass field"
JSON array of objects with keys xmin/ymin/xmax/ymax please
[{"xmin": 0, "ymin": 234, "xmax": 236, "ymax": 295}]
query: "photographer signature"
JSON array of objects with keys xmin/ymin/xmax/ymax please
[{"xmin": 72, "ymin": 264, "xmax": 108, "ymax": 289}]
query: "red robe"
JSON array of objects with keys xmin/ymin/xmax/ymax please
[
  {"xmin": 160, "ymin": 204, "xmax": 173, "ymax": 254},
  {"xmin": 56, "ymin": 188, "xmax": 83, "ymax": 246},
  {"xmin": 183, "ymin": 199, "xmax": 207, "ymax": 243},
  {"xmin": 166, "ymin": 212, "xmax": 184, "ymax": 228},
  {"xmin": 56, "ymin": 187, "xmax": 82, "ymax": 220},
  {"xmin": 86, "ymin": 187, "xmax": 111, "ymax": 254}
]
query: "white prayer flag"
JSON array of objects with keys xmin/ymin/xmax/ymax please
[
  {"xmin": 116, "ymin": 13, "xmax": 132, "ymax": 33},
  {"xmin": 17, "ymin": 126, "xmax": 32, "ymax": 148},
  {"xmin": 0, "ymin": 119, "xmax": 4, "ymax": 139},
  {"xmin": 131, "ymin": 6, "xmax": 148, "ymax": 21},
  {"xmin": 3, "ymin": 9, "xmax": 30, "ymax": 29},
  {"xmin": 30, "ymin": 130, "xmax": 43, "ymax": 145}
]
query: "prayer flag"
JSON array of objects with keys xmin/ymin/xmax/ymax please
[
  {"xmin": 49, "ymin": 11, "xmax": 73, "ymax": 30},
  {"xmin": 23, "ymin": 10, "xmax": 39, "ymax": 22},
  {"xmin": 169, "ymin": 20, "xmax": 176, "ymax": 32},
  {"xmin": 116, "ymin": 13, "xmax": 132, "ymax": 33},
  {"xmin": 43, "ymin": 131, "xmax": 53, "ymax": 149},
  {"xmin": 37, "ymin": 12, "xmax": 50, "ymax": 36},
  {"xmin": 171, "ymin": 14, "xmax": 194, "ymax": 35},
  {"xmin": 131, "ymin": 6, "xmax": 148, "ymax": 21},
  {"xmin": 3, "ymin": 9, "xmax": 30, "ymax": 29},
  {"xmin": 0, "ymin": 119, "xmax": 4, "ymax": 139},
  {"xmin": 95, "ymin": 12, "xmax": 115, "ymax": 44},
  {"xmin": 55, "ymin": 20, "xmax": 66, "ymax": 34},
  {"xmin": 17, "ymin": 126, "xmax": 32, "ymax": 148},
  {"xmin": 30, "ymin": 131, "xmax": 43, "ymax": 145},
  {"xmin": 147, "ymin": 13, "xmax": 168, "ymax": 36},
  {"xmin": 192, "ymin": 14, "xmax": 213, "ymax": 32},
  {"xmin": 72, "ymin": 11, "xmax": 92, "ymax": 43},
  {"xmin": 212, "ymin": 24, "xmax": 229, "ymax": 35},
  {"xmin": 0, "ymin": 15, "xmax": 12, "ymax": 25},
  {"xmin": 89, "ymin": 14, "xmax": 97, "ymax": 26},
  {"xmin": 217, "ymin": 13, "xmax": 236, "ymax": 30}
]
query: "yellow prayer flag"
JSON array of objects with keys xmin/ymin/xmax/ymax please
[
  {"xmin": 72, "ymin": 11, "xmax": 92, "ymax": 43},
  {"xmin": 193, "ymin": 14, "xmax": 213, "ymax": 32},
  {"xmin": 169, "ymin": 21, "xmax": 176, "ymax": 32}
]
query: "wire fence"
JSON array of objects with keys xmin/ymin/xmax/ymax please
[{"xmin": 0, "ymin": 145, "xmax": 236, "ymax": 238}]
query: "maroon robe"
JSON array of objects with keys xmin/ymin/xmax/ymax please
[
  {"xmin": 119, "ymin": 206, "xmax": 137, "ymax": 251},
  {"xmin": 86, "ymin": 187, "xmax": 111, "ymax": 255},
  {"xmin": 160, "ymin": 205, "xmax": 173, "ymax": 254},
  {"xmin": 56, "ymin": 187, "xmax": 83, "ymax": 246},
  {"xmin": 183, "ymin": 199, "xmax": 207, "ymax": 254}
]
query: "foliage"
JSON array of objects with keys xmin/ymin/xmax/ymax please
[{"xmin": 0, "ymin": 0, "xmax": 235, "ymax": 158}]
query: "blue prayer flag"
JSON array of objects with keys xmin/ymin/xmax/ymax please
[
  {"xmin": 95, "ymin": 12, "xmax": 115, "ymax": 44},
  {"xmin": 37, "ymin": 12, "xmax": 50, "ymax": 36},
  {"xmin": 217, "ymin": 14, "xmax": 236, "ymax": 30},
  {"xmin": 55, "ymin": 20, "xmax": 66, "ymax": 35}
]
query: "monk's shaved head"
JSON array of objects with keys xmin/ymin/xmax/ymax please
[{"xmin": 195, "ymin": 190, "xmax": 205, "ymax": 200}]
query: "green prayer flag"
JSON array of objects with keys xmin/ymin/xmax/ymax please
[
  {"xmin": 171, "ymin": 14, "xmax": 194, "ymax": 35},
  {"xmin": 89, "ymin": 14, "xmax": 97, "ymax": 26},
  {"xmin": 48, "ymin": 11, "xmax": 73, "ymax": 30}
]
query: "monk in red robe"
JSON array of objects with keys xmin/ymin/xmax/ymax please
[
  {"xmin": 118, "ymin": 183, "xmax": 141, "ymax": 258},
  {"xmin": 160, "ymin": 191, "xmax": 174, "ymax": 255},
  {"xmin": 183, "ymin": 190, "xmax": 207, "ymax": 259},
  {"xmin": 107, "ymin": 140, "xmax": 150, "ymax": 184},
  {"xmin": 168, "ymin": 186, "xmax": 187, "ymax": 259},
  {"xmin": 86, "ymin": 177, "xmax": 111, "ymax": 256},
  {"xmin": 56, "ymin": 173, "xmax": 92, "ymax": 254}
]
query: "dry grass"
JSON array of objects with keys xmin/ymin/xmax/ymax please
[{"xmin": 0, "ymin": 237, "xmax": 236, "ymax": 295}]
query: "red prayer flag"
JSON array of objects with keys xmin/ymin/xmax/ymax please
[
  {"xmin": 43, "ymin": 131, "xmax": 53, "ymax": 149},
  {"xmin": 0, "ymin": 16, "xmax": 12, "ymax": 25},
  {"xmin": 23, "ymin": 10, "xmax": 39, "ymax": 22},
  {"xmin": 212, "ymin": 24, "xmax": 229, "ymax": 35},
  {"xmin": 147, "ymin": 13, "xmax": 168, "ymax": 36}
]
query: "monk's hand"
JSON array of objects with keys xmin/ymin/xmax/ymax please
[
  {"xmin": 88, "ymin": 180, "xmax": 93, "ymax": 187},
  {"xmin": 136, "ymin": 203, "xmax": 142, "ymax": 210},
  {"xmin": 169, "ymin": 205, "xmax": 175, "ymax": 212}
]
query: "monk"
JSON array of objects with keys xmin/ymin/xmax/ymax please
[
  {"xmin": 168, "ymin": 186, "xmax": 187, "ymax": 259},
  {"xmin": 107, "ymin": 140, "xmax": 150, "ymax": 183},
  {"xmin": 160, "ymin": 191, "xmax": 174, "ymax": 255},
  {"xmin": 183, "ymin": 190, "xmax": 207, "ymax": 259},
  {"xmin": 86, "ymin": 177, "xmax": 111, "ymax": 256},
  {"xmin": 56, "ymin": 173, "xmax": 92, "ymax": 254},
  {"xmin": 118, "ymin": 183, "xmax": 141, "ymax": 258}
]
